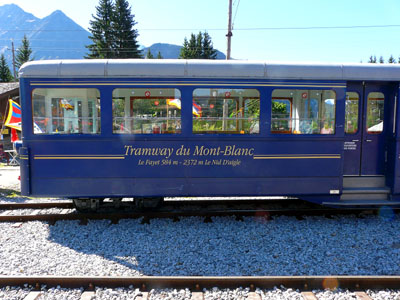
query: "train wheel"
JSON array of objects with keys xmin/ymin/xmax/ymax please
[
  {"xmin": 72, "ymin": 198, "xmax": 102, "ymax": 212},
  {"xmin": 134, "ymin": 197, "xmax": 164, "ymax": 209}
]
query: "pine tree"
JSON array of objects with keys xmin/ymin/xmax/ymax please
[
  {"xmin": 202, "ymin": 32, "xmax": 217, "ymax": 59},
  {"xmin": 157, "ymin": 51, "xmax": 163, "ymax": 59},
  {"xmin": 0, "ymin": 54, "xmax": 13, "ymax": 82},
  {"xmin": 179, "ymin": 38, "xmax": 190, "ymax": 59},
  {"xmin": 179, "ymin": 31, "xmax": 218, "ymax": 59},
  {"xmin": 368, "ymin": 55, "xmax": 377, "ymax": 63},
  {"xmin": 379, "ymin": 56, "xmax": 384, "ymax": 63},
  {"xmin": 388, "ymin": 55, "xmax": 396, "ymax": 63},
  {"xmin": 195, "ymin": 32, "xmax": 203, "ymax": 58},
  {"xmin": 86, "ymin": 0, "xmax": 115, "ymax": 58},
  {"xmin": 15, "ymin": 35, "xmax": 33, "ymax": 69},
  {"xmin": 113, "ymin": 0, "xmax": 141, "ymax": 58},
  {"xmin": 145, "ymin": 49, "xmax": 154, "ymax": 59},
  {"xmin": 187, "ymin": 33, "xmax": 199, "ymax": 58}
]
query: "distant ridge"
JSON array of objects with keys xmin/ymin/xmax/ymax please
[
  {"xmin": 142, "ymin": 43, "xmax": 226, "ymax": 59},
  {"xmin": 0, "ymin": 4, "xmax": 226, "ymax": 69}
]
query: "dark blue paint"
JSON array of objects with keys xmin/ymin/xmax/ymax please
[{"xmin": 19, "ymin": 75, "xmax": 400, "ymax": 205}]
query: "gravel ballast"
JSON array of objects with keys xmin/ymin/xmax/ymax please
[
  {"xmin": 2, "ymin": 167, "xmax": 400, "ymax": 299},
  {"xmin": 0, "ymin": 214, "xmax": 399, "ymax": 276}
]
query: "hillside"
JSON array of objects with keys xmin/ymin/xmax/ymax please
[
  {"xmin": 0, "ymin": 4, "xmax": 226, "ymax": 68},
  {"xmin": 142, "ymin": 43, "xmax": 226, "ymax": 59}
]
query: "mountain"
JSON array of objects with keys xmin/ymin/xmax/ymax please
[
  {"xmin": 142, "ymin": 43, "xmax": 226, "ymax": 59},
  {"xmin": 0, "ymin": 4, "xmax": 226, "ymax": 70},
  {"xmin": 0, "ymin": 4, "xmax": 90, "ymax": 68}
]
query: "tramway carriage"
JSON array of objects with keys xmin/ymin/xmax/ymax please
[{"xmin": 17, "ymin": 59, "xmax": 400, "ymax": 210}]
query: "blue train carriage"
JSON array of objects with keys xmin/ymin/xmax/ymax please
[{"xmin": 17, "ymin": 59, "xmax": 400, "ymax": 210}]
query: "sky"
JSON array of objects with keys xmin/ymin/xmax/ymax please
[{"xmin": 3, "ymin": 0, "xmax": 400, "ymax": 63}]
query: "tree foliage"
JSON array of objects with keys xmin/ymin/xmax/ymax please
[
  {"xmin": 86, "ymin": 0, "xmax": 114, "ymax": 58},
  {"xmin": 0, "ymin": 54, "xmax": 13, "ymax": 82},
  {"xmin": 179, "ymin": 31, "xmax": 217, "ymax": 59},
  {"xmin": 113, "ymin": 0, "xmax": 141, "ymax": 58},
  {"xmin": 368, "ymin": 55, "xmax": 377, "ymax": 63},
  {"xmin": 145, "ymin": 49, "xmax": 154, "ymax": 59},
  {"xmin": 15, "ymin": 35, "xmax": 33, "ymax": 69},
  {"xmin": 86, "ymin": 0, "xmax": 141, "ymax": 58}
]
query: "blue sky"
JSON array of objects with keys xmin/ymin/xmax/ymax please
[{"xmin": 3, "ymin": 0, "xmax": 400, "ymax": 62}]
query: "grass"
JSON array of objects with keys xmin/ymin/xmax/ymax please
[{"xmin": 0, "ymin": 188, "xmax": 21, "ymax": 197}]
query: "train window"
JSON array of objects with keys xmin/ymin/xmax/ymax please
[
  {"xmin": 112, "ymin": 88, "xmax": 181, "ymax": 134},
  {"xmin": 345, "ymin": 92, "xmax": 359, "ymax": 134},
  {"xmin": 32, "ymin": 88, "xmax": 100, "ymax": 134},
  {"xmin": 271, "ymin": 89, "xmax": 336, "ymax": 134},
  {"xmin": 271, "ymin": 98, "xmax": 292, "ymax": 133},
  {"xmin": 192, "ymin": 88, "xmax": 260, "ymax": 134},
  {"xmin": 367, "ymin": 92, "xmax": 384, "ymax": 133}
]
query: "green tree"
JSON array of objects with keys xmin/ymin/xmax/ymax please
[
  {"xmin": 195, "ymin": 32, "xmax": 203, "ymax": 58},
  {"xmin": 113, "ymin": 0, "xmax": 141, "ymax": 58},
  {"xmin": 156, "ymin": 51, "xmax": 163, "ymax": 59},
  {"xmin": 86, "ymin": 0, "xmax": 115, "ymax": 58},
  {"xmin": 379, "ymin": 56, "xmax": 384, "ymax": 63},
  {"xmin": 202, "ymin": 32, "xmax": 217, "ymax": 59},
  {"xmin": 179, "ymin": 37, "xmax": 190, "ymax": 58},
  {"xmin": 388, "ymin": 55, "xmax": 396, "ymax": 63},
  {"xmin": 179, "ymin": 31, "xmax": 217, "ymax": 59},
  {"xmin": 15, "ymin": 35, "xmax": 33, "ymax": 69},
  {"xmin": 145, "ymin": 49, "xmax": 154, "ymax": 59},
  {"xmin": 0, "ymin": 54, "xmax": 13, "ymax": 82},
  {"xmin": 368, "ymin": 55, "xmax": 377, "ymax": 63}
]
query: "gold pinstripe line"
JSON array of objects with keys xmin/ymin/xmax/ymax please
[
  {"xmin": 34, "ymin": 156, "xmax": 125, "ymax": 160},
  {"xmin": 30, "ymin": 82, "xmax": 346, "ymax": 88},
  {"xmin": 253, "ymin": 155, "xmax": 341, "ymax": 159},
  {"xmin": 34, "ymin": 154, "xmax": 122, "ymax": 157}
]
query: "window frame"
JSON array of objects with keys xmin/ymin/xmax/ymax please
[
  {"xmin": 270, "ymin": 88, "xmax": 337, "ymax": 136},
  {"xmin": 344, "ymin": 91, "xmax": 360, "ymax": 135},
  {"xmin": 192, "ymin": 88, "xmax": 261, "ymax": 135},
  {"xmin": 271, "ymin": 97, "xmax": 293, "ymax": 134},
  {"xmin": 31, "ymin": 88, "xmax": 101, "ymax": 135},
  {"xmin": 112, "ymin": 88, "xmax": 182, "ymax": 135},
  {"xmin": 366, "ymin": 92, "xmax": 385, "ymax": 134}
]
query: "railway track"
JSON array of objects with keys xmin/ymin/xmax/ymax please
[
  {"xmin": 0, "ymin": 199, "xmax": 388, "ymax": 223},
  {"xmin": 1, "ymin": 276, "xmax": 400, "ymax": 299}
]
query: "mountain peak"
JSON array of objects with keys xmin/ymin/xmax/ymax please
[
  {"xmin": 0, "ymin": 4, "xmax": 90, "ymax": 65},
  {"xmin": 0, "ymin": 3, "xmax": 38, "ymax": 21},
  {"xmin": 48, "ymin": 9, "xmax": 67, "ymax": 17}
]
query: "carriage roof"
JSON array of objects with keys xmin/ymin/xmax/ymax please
[{"xmin": 18, "ymin": 59, "xmax": 400, "ymax": 82}]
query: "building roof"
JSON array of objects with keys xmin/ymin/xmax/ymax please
[
  {"xmin": 0, "ymin": 82, "xmax": 19, "ymax": 95},
  {"xmin": 18, "ymin": 59, "xmax": 400, "ymax": 81}
]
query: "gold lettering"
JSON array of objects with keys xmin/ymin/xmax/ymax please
[
  {"xmin": 194, "ymin": 146, "xmax": 221, "ymax": 156},
  {"xmin": 124, "ymin": 145, "xmax": 131, "ymax": 156},
  {"xmin": 224, "ymin": 146, "xmax": 255, "ymax": 156}
]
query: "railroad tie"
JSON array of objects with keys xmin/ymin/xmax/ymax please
[
  {"xmin": 247, "ymin": 292, "xmax": 261, "ymax": 300},
  {"xmin": 355, "ymin": 291, "xmax": 372, "ymax": 300},
  {"xmin": 191, "ymin": 292, "xmax": 204, "ymax": 300},
  {"xmin": 80, "ymin": 291, "xmax": 95, "ymax": 300},
  {"xmin": 137, "ymin": 292, "xmax": 149, "ymax": 300},
  {"xmin": 23, "ymin": 291, "xmax": 42, "ymax": 300},
  {"xmin": 301, "ymin": 291, "xmax": 318, "ymax": 300}
]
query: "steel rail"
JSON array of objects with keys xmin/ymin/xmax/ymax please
[
  {"xmin": 0, "ymin": 208, "xmax": 380, "ymax": 223},
  {"xmin": 0, "ymin": 198, "xmax": 298, "ymax": 210},
  {"xmin": 0, "ymin": 276, "xmax": 399, "ymax": 291},
  {"xmin": 0, "ymin": 202, "xmax": 73, "ymax": 210}
]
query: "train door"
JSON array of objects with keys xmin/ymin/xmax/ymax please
[{"xmin": 344, "ymin": 82, "xmax": 393, "ymax": 176}]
